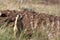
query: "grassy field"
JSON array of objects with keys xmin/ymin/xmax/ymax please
[
  {"xmin": 0, "ymin": 2, "xmax": 60, "ymax": 15},
  {"xmin": 0, "ymin": 0, "xmax": 60, "ymax": 40},
  {"xmin": 0, "ymin": 21, "xmax": 49, "ymax": 40}
]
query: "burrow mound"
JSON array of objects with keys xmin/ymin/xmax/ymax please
[{"xmin": 0, "ymin": 9, "xmax": 60, "ymax": 28}]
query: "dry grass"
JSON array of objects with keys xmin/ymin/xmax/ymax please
[
  {"xmin": 0, "ymin": 21, "xmax": 48, "ymax": 40},
  {"xmin": 0, "ymin": 0, "xmax": 60, "ymax": 40},
  {"xmin": 0, "ymin": 3, "xmax": 60, "ymax": 15}
]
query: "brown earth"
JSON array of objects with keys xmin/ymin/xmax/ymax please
[{"xmin": 0, "ymin": 9, "xmax": 60, "ymax": 28}]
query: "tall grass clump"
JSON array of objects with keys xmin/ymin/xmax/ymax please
[
  {"xmin": 0, "ymin": 21, "xmax": 48, "ymax": 40},
  {"xmin": 0, "ymin": 22, "xmax": 15, "ymax": 40},
  {"xmin": 0, "ymin": 21, "xmax": 60, "ymax": 40}
]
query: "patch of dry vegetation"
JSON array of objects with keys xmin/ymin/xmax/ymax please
[
  {"xmin": 0, "ymin": 0, "xmax": 60, "ymax": 40},
  {"xmin": 0, "ymin": 0, "xmax": 60, "ymax": 15}
]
